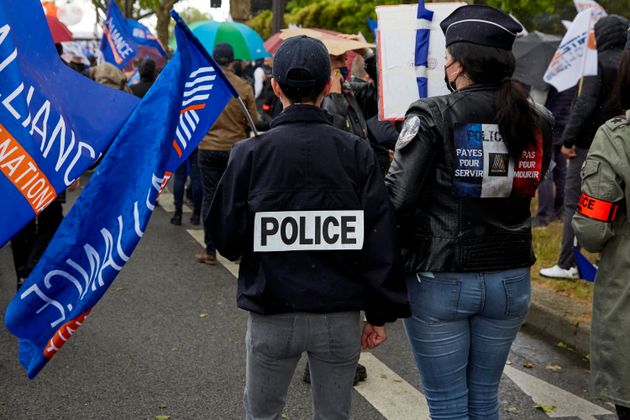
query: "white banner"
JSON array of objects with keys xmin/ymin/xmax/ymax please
[
  {"xmin": 376, "ymin": 2, "xmax": 466, "ymax": 121},
  {"xmin": 543, "ymin": 9, "xmax": 597, "ymax": 92},
  {"xmin": 574, "ymin": 0, "xmax": 607, "ymax": 25}
]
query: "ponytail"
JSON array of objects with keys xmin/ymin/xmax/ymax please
[
  {"xmin": 495, "ymin": 78, "xmax": 539, "ymax": 158},
  {"xmin": 449, "ymin": 43, "xmax": 540, "ymax": 158}
]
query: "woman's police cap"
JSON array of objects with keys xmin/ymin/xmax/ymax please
[
  {"xmin": 273, "ymin": 35, "xmax": 331, "ymax": 88},
  {"xmin": 440, "ymin": 5, "xmax": 523, "ymax": 50}
]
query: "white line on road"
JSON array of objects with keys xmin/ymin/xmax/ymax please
[
  {"xmin": 503, "ymin": 365, "xmax": 612, "ymax": 420},
  {"xmin": 356, "ymin": 352, "xmax": 429, "ymax": 419},
  {"xmin": 158, "ymin": 191, "xmax": 192, "ymax": 214}
]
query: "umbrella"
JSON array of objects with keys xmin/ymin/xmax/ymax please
[
  {"xmin": 265, "ymin": 28, "xmax": 374, "ymax": 56},
  {"xmin": 512, "ymin": 31, "xmax": 561, "ymax": 90},
  {"xmin": 46, "ymin": 14, "xmax": 73, "ymax": 43},
  {"xmin": 264, "ymin": 28, "xmax": 342, "ymax": 55},
  {"xmin": 169, "ymin": 21, "xmax": 270, "ymax": 61}
]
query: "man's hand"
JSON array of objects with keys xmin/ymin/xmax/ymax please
[
  {"xmin": 561, "ymin": 145, "xmax": 577, "ymax": 159},
  {"xmin": 361, "ymin": 323, "xmax": 387, "ymax": 350}
]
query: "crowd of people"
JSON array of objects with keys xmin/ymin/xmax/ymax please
[{"xmin": 7, "ymin": 3, "xmax": 630, "ymax": 419}]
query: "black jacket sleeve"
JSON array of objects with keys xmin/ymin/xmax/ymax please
[
  {"xmin": 207, "ymin": 142, "xmax": 252, "ymax": 261},
  {"xmin": 358, "ymin": 144, "xmax": 410, "ymax": 325},
  {"xmin": 385, "ymin": 101, "xmax": 439, "ymax": 218},
  {"xmin": 560, "ymin": 73, "xmax": 602, "ymax": 148}
]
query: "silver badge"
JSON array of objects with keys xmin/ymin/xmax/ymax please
[{"xmin": 395, "ymin": 116, "xmax": 420, "ymax": 151}]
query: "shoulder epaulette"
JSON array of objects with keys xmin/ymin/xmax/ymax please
[{"xmin": 608, "ymin": 115, "xmax": 629, "ymax": 131}]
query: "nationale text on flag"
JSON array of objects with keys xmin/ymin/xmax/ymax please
[
  {"xmin": 4, "ymin": 12, "xmax": 238, "ymax": 379},
  {"xmin": 0, "ymin": 0, "xmax": 139, "ymax": 247}
]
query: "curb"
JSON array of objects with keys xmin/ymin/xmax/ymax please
[{"xmin": 524, "ymin": 283, "xmax": 591, "ymax": 356}]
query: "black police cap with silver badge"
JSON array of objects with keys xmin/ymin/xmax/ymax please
[{"xmin": 440, "ymin": 5, "xmax": 523, "ymax": 50}]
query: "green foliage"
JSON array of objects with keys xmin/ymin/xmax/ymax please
[
  {"xmin": 249, "ymin": 0, "xmax": 417, "ymax": 42},
  {"xmin": 264, "ymin": 0, "xmax": 630, "ymax": 40},
  {"xmin": 168, "ymin": 8, "xmax": 212, "ymax": 40},
  {"xmin": 248, "ymin": 9, "xmax": 274, "ymax": 40}
]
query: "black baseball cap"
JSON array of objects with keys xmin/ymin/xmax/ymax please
[
  {"xmin": 440, "ymin": 5, "xmax": 523, "ymax": 50},
  {"xmin": 213, "ymin": 43, "xmax": 234, "ymax": 66},
  {"xmin": 272, "ymin": 35, "xmax": 331, "ymax": 88}
]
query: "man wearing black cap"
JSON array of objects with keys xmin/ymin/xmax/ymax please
[
  {"xmin": 208, "ymin": 35, "xmax": 409, "ymax": 419},
  {"xmin": 196, "ymin": 43, "xmax": 258, "ymax": 265}
]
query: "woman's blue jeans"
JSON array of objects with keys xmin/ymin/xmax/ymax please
[{"xmin": 404, "ymin": 268, "xmax": 531, "ymax": 420}]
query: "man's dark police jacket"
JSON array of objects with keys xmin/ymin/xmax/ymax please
[
  {"xmin": 386, "ymin": 85, "xmax": 553, "ymax": 273},
  {"xmin": 208, "ymin": 104, "xmax": 409, "ymax": 326}
]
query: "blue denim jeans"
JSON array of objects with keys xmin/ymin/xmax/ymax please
[
  {"xmin": 244, "ymin": 311, "xmax": 361, "ymax": 420},
  {"xmin": 404, "ymin": 268, "xmax": 531, "ymax": 420}
]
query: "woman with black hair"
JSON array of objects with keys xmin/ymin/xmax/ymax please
[
  {"xmin": 385, "ymin": 5, "xmax": 553, "ymax": 419},
  {"xmin": 572, "ymin": 31, "xmax": 630, "ymax": 420}
]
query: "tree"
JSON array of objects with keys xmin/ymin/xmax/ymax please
[
  {"xmin": 91, "ymin": 0, "xmax": 181, "ymax": 46},
  {"xmin": 249, "ymin": 0, "xmax": 417, "ymax": 41},
  {"xmin": 168, "ymin": 8, "xmax": 212, "ymax": 42},
  {"xmin": 249, "ymin": 0, "xmax": 630, "ymax": 41}
]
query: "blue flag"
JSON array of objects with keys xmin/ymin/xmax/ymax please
[
  {"xmin": 4, "ymin": 12, "xmax": 238, "ymax": 379},
  {"xmin": 100, "ymin": 0, "xmax": 137, "ymax": 69},
  {"xmin": 0, "ymin": 0, "xmax": 139, "ymax": 247},
  {"xmin": 127, "ymin": 19, "xmax": 167, "ymax": 58},
  {"xmin": 574, "ymin": 247, "xmax": 597, "ymax": 282},
  {"xmin": 415, "ymin": 0, "xmax": 433, "ymax": 98}
]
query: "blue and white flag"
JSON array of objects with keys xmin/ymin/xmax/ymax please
[
  {"xmin": 0, "ymin": 0, "xmax": 139, "ymax": 247},
  {"xmin": 544, "ymin": 9, "xmax": 598, "ymax": 92},
  {"xmin": 415, "ymin": 0, "xmax": 433, "ymax": 98},
  {"xmin": 127, "ymin": 18, "xmax": 168, "ymax": 68},
  {"xmin": 127, "ymin": 19, "xmax": 167, "ymax": 58},
  {"xmin": 100, "ymin": 0, "xmax": 137, "ymax": 69},
  {"xmin": 4, "ymin": 12, "xmax": 237, "ymax": 379}
]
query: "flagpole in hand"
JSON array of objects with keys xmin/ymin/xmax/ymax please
[{"xmin": 170, "ymin": 10, "xmax": 259, "ymax": 137}]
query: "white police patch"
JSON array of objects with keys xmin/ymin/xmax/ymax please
[
  {"xmin": 395, "ymin": 116, "xmax": 421, "ymax": 151},
  {"xmin": 254, "ymin": 210, "xmax": 364, "ymax": 252}
]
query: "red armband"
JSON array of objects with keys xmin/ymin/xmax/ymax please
[{"xmin": 576, "ymin": 193, "xmax": 619, "ymax": 222}]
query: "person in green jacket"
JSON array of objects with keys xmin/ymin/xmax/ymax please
[{"xmin": 572, "ymin": 31, "xmax": 630, "ymax": 420}]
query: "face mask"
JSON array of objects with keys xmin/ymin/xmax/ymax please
[
  {"xmin": 444, "ymin": 61, "xmax": 459, "ymax": 93},
  {"xmin": 338, "ymin": 67, "xmax": 349, "ymax": 81}
]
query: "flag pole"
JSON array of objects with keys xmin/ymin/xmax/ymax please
[{"xmin": 237, "ymin": 97, "xmax": 259, "ymax": 137}]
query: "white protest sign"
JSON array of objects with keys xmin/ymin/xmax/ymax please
[
  {"xmin": 376, "ymin": 2, "xmax": 466, "ymax": 121},
  {"xmin": 543, "ymin": 9, "xmax": 597, "ymax": 92},
  {"xmin": 574, "ymin": 0, "xmax": 607, "ymax": 25}
]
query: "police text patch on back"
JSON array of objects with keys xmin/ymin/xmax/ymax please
[{"xmin": 254, "ymin": 211, "xmax": 364, "ymax": 252}]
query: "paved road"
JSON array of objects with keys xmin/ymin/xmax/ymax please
[{"xmin": 0, "ymin": 193, "xmax": 617, "ymax": 420}]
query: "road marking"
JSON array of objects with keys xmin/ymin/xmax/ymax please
[
  {"xmin": 158, "ymin": 191, "xmax": 192, "ymax": 214},
  {"xmin": 356, "ymin": 353, "xmax": 429, "ymax": 419},
  {"xmin": 178, "ymin": 207, "xmax": 609, "ymax": 420},
  {"xmin": 503, "ymin": 365, "xmax": 612, "ymax": 420}
]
